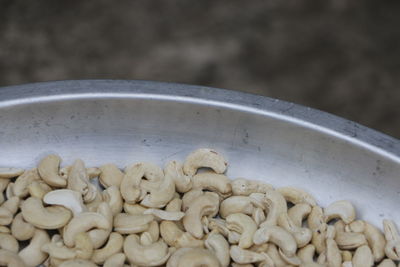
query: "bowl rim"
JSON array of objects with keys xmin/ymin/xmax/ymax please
[{"xmin": 0, "ymin": 79, "xmax": 399, "ymax": 161}]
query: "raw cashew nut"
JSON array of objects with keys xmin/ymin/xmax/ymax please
[
  {"xmin": 288, "ymin": 203, "xmax": 312, "ymax": 227},
  {"xmin": 38, "ymin": 154, "xmax": 67, "ymax": 187},
  {"xmin": 120, "ymin": 163, "xmax": 163, "ymax": 204},
  {"xmin": 160, "ymin": 221, "xmax": 204, "ymax": 248},
  {"xmin": 364, "ymin": 222, "xmax": 386, "ymax": 262},
  {"xmin": 308, "ymin": 206, "xmax": 325, "ymax": 231},
  {"xmin": 99, "ymin": 163, "xmax": 124, "ymax": 188},
  {"xmin": 0, "ymin": 196, "xmax": 20, "ymax": 226},
  {"xmin": 13, "ymin": 169, "xmax": 40, "ymax": 198},
  {"xmin": 166, "ymin": 198, "xmax": 183, "ymax": 212},
  {"xmin": 144, "ymin": 209, "xmax": 185, "ymax": 221},
  {"xmin": 103, "ymin": 253, "xmax": 126, "ymax": 267},
  {"xmin": 278, "ymin": 212, "xmax": 312, "ymax": 248},
  {"xmin": 230, "ymin": 245, "xmax": 266, "ymax": 264},
  {"xmin": 182, "ymin": 189, "xmax": 204, "ymax": 211},
  {"xmin": 0, "ymin": 249, "xmax": 25, "ymax": 267},
  {"xmin": 124, "ymin": 234, "xmax": 171, "ymax": 266},
  {"xmin": 326, "ymin": 235, "xmax": 342, "ymax": 267},
  {"xmin": 183, "ymin": 148, "xmax": 227, "ymax": 176},
  {"xmin": 140, "ymin": 170, "xmax": 175, "ymax": 208},
  {"xmin": 324, "ymin": 200, "xmax": 356, "ymax": 224},
  {"xmin": 352, "ymin": 244, "xmax": 374, "ymax": 267},
  {"xmin": 183, "ymin": 192, "xmax": 220, "ymax": 239},
  {"xmin": 253, "ymin": 225, "xmax": 297, "ymax": 257},
  {"xmin": 102, "ymin": 186, "xmax": 123, "ymax": 216},
  {"xmin": 67, "ymin": 159, "xmax": 97, "ymax": 203},
  {"xmin": 165, "ymin": 161, "xmax": 192, "ymax": 193},
  {"xmin": 0, "ymin": 225, "xmax": 10, "ymax": 233},
  {"xmin": 44, "ymin": 189, "xmax": 87, "ymax": 216},
  {"xmin": 297, "ymin": 244, "xmax": 319, "ymax": 264},
  {"xmin": 383, "ymin": 219, "xmax": 400, "ymax": 260},
  {"xmin": 11, "ymin": 213, "xmax": 35, "ymax": 241},
  {"xmin": 21, "ymin": 197, "xmax": 72, "ymax": 229},
  {"xmin": 192, "ymin": 172, "xmax": 232, "ymax": 196},
  {"xmin": 259, "ymin": 189, "xmax": 287, "ymax": 228},
  {"xmin": 0, "ymin": 233, "xmax": 19, "ymax": 253},
  {"xmin": 27, "ymin": 180, "xmax": 52, "ymax": 199},
  {"xmin": 123, "ymin": 203, "xmax": 146, "ymax": 215},
  {"xmin": 113, "ymin": 213, "xmax": 154, "ymax": 234},
  {"xmin": 220, "ymin": 196, "xmax": 259, "ymax": 219},
  {"xmin": 91, "ymin": 232, "xmax": 124, "ymax": 264},
  {"xmin": 334, "ymin": 220, "xmax": 367, "ymax": 250},
  {"xmin": 59, "ymin": 259, "xmax": 98, "ymax": 267},
  {"xmin": 19, "ymin": 229, "xmax": 50, "ymax": 267},
  {"xmin": 231, "ymin": 178, "xmax": 273, "ymax": 196},
  {"xmin": 168, "ymin": 247, "xmax": 220, "ymax": 267},
  {"xmin": 378, "ymin": 259, "xmax": 396, "ymax": 267},
  {"xmin": 226, "ymin": 213, "xmax": 257, "ymax": 249},
  {"xmin": 0, "ymin": 168, "xmax": 24, "ymax": 179},
  {"xmin": 277, "ymin": 186, "xmax": 317, "ymax": 206},
  {"xmin": 0, "ymin": 179, "xmax": 10, "ymax": 205},
  {"xmin": 205, "ymin": 232, "xmax": 230, "ymax": 267}
]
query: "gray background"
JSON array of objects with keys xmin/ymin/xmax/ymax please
[{"xmin": 1, "ymin": 0, "xmax": 399, "ymax": 138}]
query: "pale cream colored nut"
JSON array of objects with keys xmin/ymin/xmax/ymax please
[
  {"xmin": 278, "ymin": 248, "xmax": 301, "ymax": 266},
  {"xmin": 67, "ymin": 159, "xmax": 97, "ymax": 203},
  {"xmin": 99, "ymin": 163, "xmax": 124, "ymax": 188},
  {"xmin": 166, "ymin": 198, "xmax": 183, "ymax": 212},
  {"xmin": 85, "ymin": 189, "xmax": 103, "ymax": 212},
  {"xmin": 0, "ymin": 225, "xmax": 10, "ymax": 233},
  {"xmin": 252, "ymin": 207, "xmax": 266, "ymax": 226},
  {"xmin": 230, "ymin": 245, "xmax": 266, "ymax": 264},
  {"xmin": 226, "ymin": 213, "xmax": 257, "ymax": 249},
  {"xmin": 144, "ymin": 208, "xmax": 185, "ymax": 221},
  {"xmin": 0, "ymin": 196, "xmax": 20, "ymax": 226},
  {"xmin": 277, "ymin": 186, "xmax": 317, "ymax": 206},
  {"xmin": 19, "ymin": 229, "xmax": 50, "ymax": 267},
  {"xmin": 326, "ymin": 237, "xmax": 342, "ymax": 267},
  {"xmin": 6, "ymin": 182, "xmax": 15, "ymax": 199},
  {"xmin": 0, "ymin": 179, "xmax": 9, "ymax": 205},
  {"xmin": 44, "ymin": 189, "xmax": 87, "ymax": 216},
  {"xmin": 183, "ymin": 192, "xmax": 220, "ymax": 239},
  {"xmin": 103, "ymin": 253, "xmax": 126, "ymax": 267},
  {"xmin": 253, "ymin": 225, "xmax": 297, "ymax": 257},
  {"xmin": 11, "ymin": 213, "xmax": 35, "ymax": 241},
  {"xmin": 363, "ymin": 222, "xmax": 385, "ymax": 262},
  {"xmin": 120, "ymin": 162, "xmax": 163, "ymax": 204},
  {"xmin": 59, "ymin": 259, "xmax": 98, "ymax": 267},
  {"xmin": 0, "ymin": 249, "xmax": 26, "ymax": 267},
  {"xmin": 352, "ymin": 245, "xmax": 374, "ymax": 267},
  {"xmin": 63, "ymin": 210, "xmax": 111, "ymax": 247},
  {"xmin": 205, "ymin": 232, "xmax": 230, "ymax": 267},
  {"xmin": 60, "ymin": 166, "xmax": 101, "ymax": 180},
  {"xmin": 123, "ymin": 203, "xmax": 146, "ymax": 215},
  {"xmin": 334, "ymin": 220, "xmax": 367, "ymax": 250},
  {"xmin": 167, "ymin": 247, "xmax": 220, "ymax": 267},
  {"xmin": 219, "ymin": 196, "xmax": 258, "ymax": 219},
  {"xmin": 378, "ymin": 259, "xmax": 397, "ymax": 267},
  {"xmin": 0, "ymin": 167, "xmax": 24, "ymax": 179},
  {"xmin": 259, "ymin": 189, "xmax": 287, "ymax": 228},
  {"xmin": 297, "ymin": 244, "xmax": 317, "ymax": 263},
  {"xmin": 346, "ymin": 220, "xmax": 365, "ymax": 233},
  {"xmin": 73, "ymin": 232, "xmax": 94, "ymax": 260},
  {"xmin": 91, "ymin": 232, "xmax": 124, "ymax": 264},
  {"xmin": 160, "ymin": 221, "xmax": 204, "ymax": 248},
  {"xmin": 102, "ymin": 185, "xmax": 123, "ymax": 216},
  {"xmin": 27, "ymin": 180, "xmax": 52, "ymax": 199},
  {"xmin": 21, "ymin": 197, "xmax": 72, "ymax": 229},
  {"xmin": 308, "ymin": 206, "xmax": 325, "ymax": 231},
  {"xmin": 13, "ymin": 169, "xmax": 40, "ymax": 198},
  {"xmin": 228, "ymin": 230, "xmax": 241, "ymax": 244},
  {"xmin": 165, "ymin": 160, "xmax": 192, "ymax": 193},
  {"xmin": 231, "ymin": 178, "xmax": 273, "ymax": 196},
  {"xmin": 383, "ymin": 219, "xmax": 400, "ymax": 260},
  {"xmin": 182, "ymin": 189, "xmax": 204, "ymax": 211},
  {"xmin": 113, "ymin": 213, "xmax": 154, "ymax": 234},
  {"xmin": 41, "ymin": 235, "xmax": 76, "ymax": 260},
  {"xmin": 342, "ymin": 262, "xmax": 353, "ymax": 267},
  {"xmin": 231, "ymin": 264, "xmax": 254, "ymax": 267},
  {"xmin": 278, "ymin": 212, "xmax": 312, "ymax": 248},
  {"xmin": 183, "ymin": 148, "xmax": 227, "ymax": 176},
  {"xmin": 0, "ymin": 233, "xmax": 19, "ymax": 253},
  {"xmin": 324, "ymin": 200, "xmax": 356, "ymax": 224},
  {"xmin": 38, "ymin": 154, "xmax": 67, "ymax": 187},
  {"xmin": 312, "ymin": 227, "xmax": 327, "ymax": 255},
  {"xmin": 124, "ymin": 234, "xmax": 171, "ymax": 266},
  {"xmin": 146, "ymin": 221, "xmax": 160, "ymax": 243},
  {"xmin": 208, "ymin": 218, "xmax": 230, "ymax": 237},
  {"xmin": 288, "ymin": 203, "xmax": 312, "ymax": 227},
  {"xmin": 341, "ymin": 250, "xmax": 352, "ymax": 261},
  {"xmin": 192, "ymin": 172, "xmax": 232, "ymax": 196},
  {"xmin": 266, "ymin": 243, "xmax": 288, "ymax": 267},
  {"xmin": 140, "ymin": 170, "xmax": 175, "ymax": 208}
]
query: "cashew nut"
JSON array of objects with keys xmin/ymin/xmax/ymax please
[
  {"xmin": 140, "ymin": 170, "xmax": 175, "ymax": 208},
  {"xmin": 160, "ymin": 221, "xmax": 204, "ymax": 248},
  {"xmin": 364, "ymin": 222, "xmax": 386, "ymax": 262},
  {"xmin": 378, "ymin": 259, "xmax": 396, "ymax": 267},
  {"xmin": 277, "ymin": 186, "xmax": 317, "ymax": 206},
  {"xmin": 103, "ymin": 253, "xmax": 126, "ymax": 267},
  {"xmin": 91, "ymin": 232, "xmax": 123, "ymax": 264},
  {"xmin": 13, "ymin": 169, "xmax": 40, "ymax": 198},
  {"xmin": 123, "ymin": 203, "xmax": 146, "ymax": 215},
  {"xmin": 0, "ymin": 249, "xmax": 25, "ymax": 267},
  {"xmin": 259, "ymin": 189, "xmax": 287, "ymax": 228},
  {"xmin": 334, "ymin": 220, "xmax": 367, "ymax": 250},
  {"xmin": 0, "ymin": 168, "xmax": 24, "ymax": 179},
  {"xmin": 383, "ymin": 219, "xmax": 400, "ymax": 261},
  {"xmin": 231, "ymin": 178, "xmax": 273, "ymax": 196},
  {"xmin": 192, "ymin": 172, "xmax": 232, "ymax": 196},
  {"xmin": 27, "ymin": 180, "xmax": 52, "ymax": 200},
  {"xmin": 99, "ymin": 163, "xmax": 124, "ymax": 188},
  {"xmin": 226, "ymin": 213, "xmax": 257, "ymax": 249},
  {"xmin": 352, "ymin": 244, "xmax": 374, "ymax": 267},
  {"xmin": 165, "ymin": 160, "xmax": 192, "ymax": 193},
  {"xmin": 102, "ymin": 186, "xmax": 123, "ymax": 216},
  {"xmin": 144, "ymin": 208, "xmax": 185, "ymax": 221},
  {"xmin": 11, "ymin": 213, "xmax": 35, "ymax": 241},
  {"xmin": 113, "ymin": 213, "xmax": 154, "ymax": 234},
  {"xmin": 220, "ymin": 196, "xmax": 258, "ymax": 219},
  {"xmin": 38, "ymin": 154, "xmax": 67, "ymax": 187},
  {"xmin": 21, "ymin": 197, "xmax": 72, "ymax": 229},
  {"xmin": 183, "ymin": 148, "xmax": 227, "ymax": 176},
  {"xmin": 67, "ymin": 159, "xmax": 97, "ymax": 203},
  {"xmin": 324, "ymin": 200, "xmax": 356, "ymax": 224},
  {"xmin": 205, "ymin": 231, "xmax": 230, "ymax": 267},
  {"xmin": 230, "ymin": 245, "xmax": 267, "ymax": 264},
  {"xmin": 19, "ymin": 229, "xmax": 50, "ymax": 267},
  {"xmin": 167, "ymin": 247, "xmax": 220, "ymax": 267},
  {"xmin": 0, "ymin": 196, "xmax": 20, "ymax": 226},
  {"xmin": 0, "ymin": 233, "xmax": 19, "ymax": 253},
  {"xmin": 253, "ymin": 225, "xmax": 297, "ymax": 257},
  {"xmin": 59, "ymin": 259, "xmax": 98, "ymax": 267},
  {"xmin": 278, "ymin": 212, "xmax": 312, "ymax": 248},
  {"xmin": 43, "ymin": 189, "xmax": 87, "ymax": 216}
]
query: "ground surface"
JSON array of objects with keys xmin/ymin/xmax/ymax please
[{"xmin": 1, "ymin": 0, "xmax": 399, "ymax": 138}]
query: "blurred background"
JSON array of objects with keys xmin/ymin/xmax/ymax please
[{"xmin": 1, "ymin": 0, "xmax": 399, "ymax": 138}]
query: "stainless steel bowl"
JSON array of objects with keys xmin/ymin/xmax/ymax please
[{"xmin": 1, "ymin": 80, "xmax": 399, "ymax": 226}]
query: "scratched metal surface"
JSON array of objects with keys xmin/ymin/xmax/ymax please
[{"xmin": 0, "ymin": 80, "xmax": 399, "ymax": 226}]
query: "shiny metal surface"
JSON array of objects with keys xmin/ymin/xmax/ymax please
[{"xmin": 0, "ymin": 80, "xmax": 399, "ymax": 226}]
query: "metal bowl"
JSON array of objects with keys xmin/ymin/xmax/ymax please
[{"xmin": 0, "ymin": 80, "xmax": 399, "ymax": 225}]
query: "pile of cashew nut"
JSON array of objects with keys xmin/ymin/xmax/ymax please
[{"xmin": 0, "ymin": 148, "xmax": 399, "ymax": 267}]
